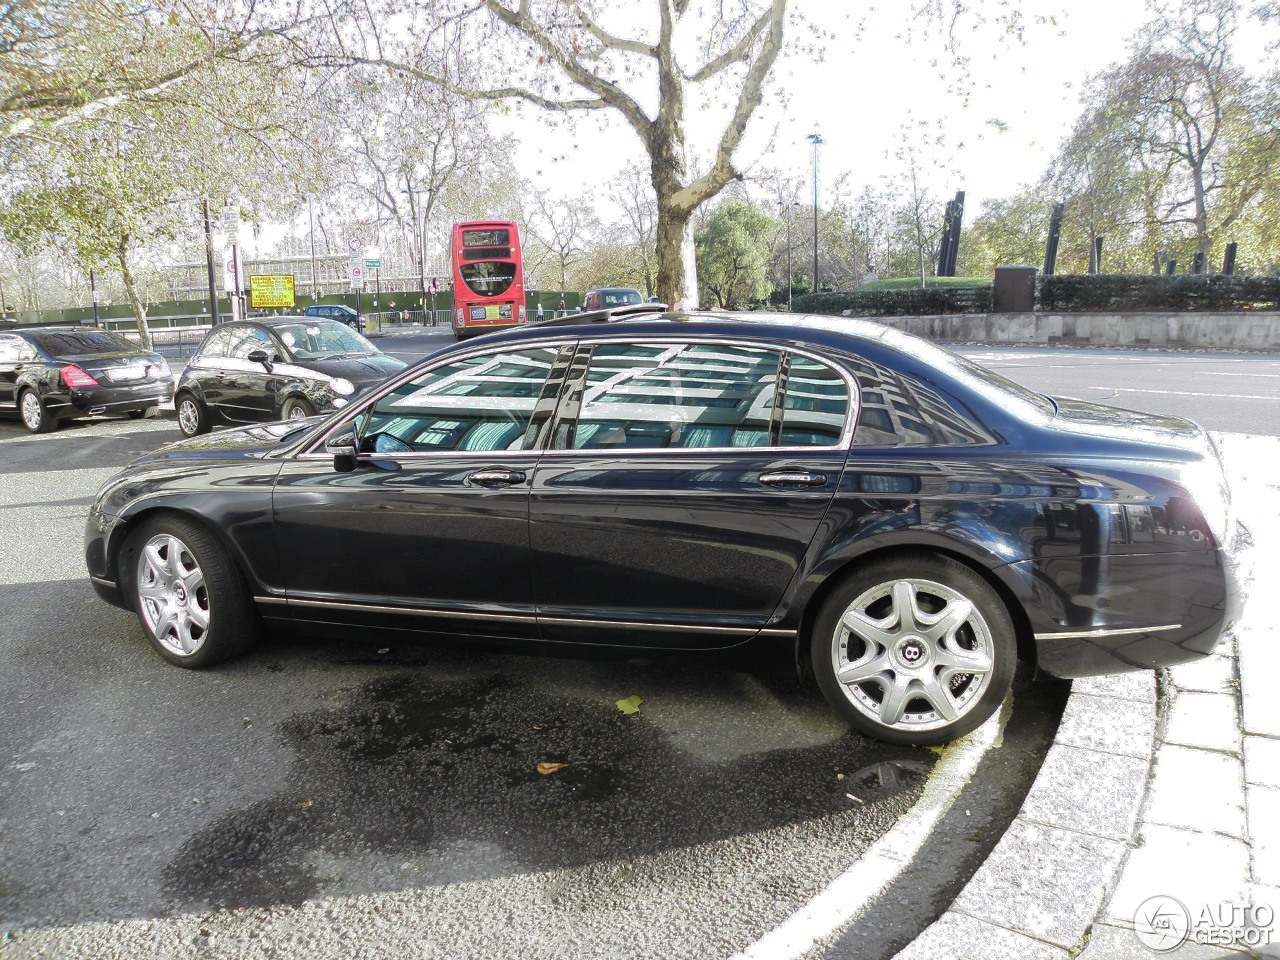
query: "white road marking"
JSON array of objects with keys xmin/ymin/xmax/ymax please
[
  {"xmin": 1083, "ymin": 387, "xmax": 1277, "ymax": 401},
  {"xmin": 729, "ymin": 696, "xmax": 1012, "ymax": 960}
]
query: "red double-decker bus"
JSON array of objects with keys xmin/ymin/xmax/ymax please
[{"xmin": 450, "ymin": 220, "xmax": 526, "ymax": 340}]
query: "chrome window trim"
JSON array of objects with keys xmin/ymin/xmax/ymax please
[
  {"xmin": 1034, "ymin": 623, "xmax": 1182, "ymax": 640},
  {"xmin": 296, "ymin": 333, "xmax": 860, "ymax": 460}
]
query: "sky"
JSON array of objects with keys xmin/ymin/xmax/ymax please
[{"xmin": 487, "ymin": 1, "xmax": 1212, "ymax": 220}]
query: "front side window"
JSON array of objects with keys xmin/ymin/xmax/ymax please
[
  {"xmin": 567, "ymin": 342, "xmax": 782, "ymax": 450},
  {"xmin": 197, "ymin": 328, "xmax": 235, "ymax": 359},
  {"xmin": 225, "ymin": 326, "xmax": 275, "ymax": 360},
  {"xmin": 358, "ymin": 347, "xmax": 560, "ymax": 454}
]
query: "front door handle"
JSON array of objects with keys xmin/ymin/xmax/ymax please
[
  {"xmin": 759, "ymin": 471, "xmax": 828, "ymax": 487},
  {"xmin": 467, "ymin": 468, "xmax": 527, "ymax": 487}
]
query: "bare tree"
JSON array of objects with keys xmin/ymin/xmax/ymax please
[{"xmin": 320, "ymin": 0, "xmax": 789, "ymax": 304}]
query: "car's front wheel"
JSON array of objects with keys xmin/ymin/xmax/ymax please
[
  {"xmin": 281, "ymin": 396, "xmax": 316, "ymax": 421},
  {"xmin": 811, "ymin": 553, "xmax": 1016, "ymax": 745},
  {"xmin": 175, "ymin": 392, "xmax": 210, "ymax": 437},
  {"xmin": 124, "ymin": 515, "xmax": 259, "ymax": 668},
  {"xmin": 19, "ymin": 388, "xmax": 57, "ymax": 434}
]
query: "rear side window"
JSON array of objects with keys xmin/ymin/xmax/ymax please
[
  {"xmin": 32, "ymin": 330, "xmax": 134, "ymax": 356},
  {"xmin": 567, "ymin": 342, "xmax": 782, "ymax": 450},
  {"xmin": 0, "ymin": 335, "xmax": 37, "ymax": 362},
  {"xmin": 848, "ymin": 356, "xmax": 994, "ymax": 447}
]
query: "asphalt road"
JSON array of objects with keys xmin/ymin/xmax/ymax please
[
  {"xmin": 0, "ymin": 409, "xmax": 1066, "ymax": 960},
  {"xmin": 9, "ymin": 334, "xmax": 1264, "ymax": 958},
  {"xmin": 953, "ymin": 345, "xmax": 1280, "ymax": 437}
]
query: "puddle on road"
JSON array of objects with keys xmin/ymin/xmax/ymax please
[{"xmin": 163, "ymin": 665, "xmax": 935, "ymax": 912}]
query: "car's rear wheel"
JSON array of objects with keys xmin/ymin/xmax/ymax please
[
  {"xmin": 811, "ymin": 553, "xmax": 1016, "ymax": 745},
  {"xmin": 19, "ymin": 389, "xmax": 57, "ymax": 434},
  {"xmin": 127, "ymin": 406, "xmax": 158, "ymax": 420},
  {"xmin": 281, "ymin": 396, "xmax": 315, "ymax": 421},
  {"xmin": 175, "ymin": 392, "xmax": 209, "ymax": 437},
  {"xmin": 124, "ymin": 515, "xmax": 259, "ymax": 668}
]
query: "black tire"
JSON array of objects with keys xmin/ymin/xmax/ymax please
[
  {"xmin": 453, "ymin": 326, "xmax": 467, "ymax": 341},
  {"xmin": 18, "ymin": 388, "xmax": 57, "ymax": 434},
  {"xmin": 281, "ymin": 396, "xmax": 316, "ymax": 421},
  {"xmin": 122, "ymin": 514, "xmax": 260, "ymax": 668},
  {"xmin": 175, "ymin": 392, "xmax": 210, "ymax": 437},
  {"xmin": 810, "ymin": 552, "xmax": 1017, "ymax": 746}
]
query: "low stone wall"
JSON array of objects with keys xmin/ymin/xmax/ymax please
[{"xmin": 866, "ymin": 312, "xmax": 1280, "ymax": 351}]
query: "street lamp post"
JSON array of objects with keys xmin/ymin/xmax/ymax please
[
  {"xmin": 779, "ymin": 200, "xmax": 798, "ymax": 311},
  {"xmin": 807, "ymin": 133, "xmax": 823, "ymax": 294},
  {"xmin": 404, "ymin": 185, "xmax": 434, "ymax": 323},
  {"xmin": 307, "ymin": 196, "xmax": 320, "ymax": 301},
  {"xmin": 89, "ymin": 268, "xmax": 101, "ymax": 327}
]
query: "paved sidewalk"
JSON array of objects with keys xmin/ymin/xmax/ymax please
[{"xmin": 894, "ymin": 433, "xmax": 1280, "ymax": 960}]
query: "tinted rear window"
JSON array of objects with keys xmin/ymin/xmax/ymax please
[{"xmin": 32, "ymin": 331, "xmax": 136, "ymax": 356}]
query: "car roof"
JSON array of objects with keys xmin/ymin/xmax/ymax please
[{"xmin": 590, "ymin": 287, "xmax": 643, "ymax": 294}]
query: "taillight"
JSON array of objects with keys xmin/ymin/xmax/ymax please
[
  {"xmin": 156, "ymin": 358, "xmax": 171, "ymax": 377},
  {"xmin": 61, "ymin": 364, "xmax": 99, "ymax": 389}
]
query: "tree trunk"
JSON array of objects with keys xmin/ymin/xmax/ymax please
[
  {"xmin": 117, "ymin": 234, "xmax": 153, "ymax": 351},
  {"xmin": 654, "ymin": 203, "xmax": 691, "ymax": 306}
]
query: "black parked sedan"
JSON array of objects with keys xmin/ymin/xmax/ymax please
[
  {"xmin": 0, "ymin": 326, "xmax": 174, "ymax": 432},
  {"xmin": 173, "ymin": 317, "xmax": 406, "ymax": 436},
  {"xmin": 85, "ymin": 309, "xmax": 1239, "ymax": 744}
]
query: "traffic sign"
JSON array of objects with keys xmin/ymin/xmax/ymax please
[{"xmin": 365, "ymin": 259, "xmax": 381, "ymax": 269}]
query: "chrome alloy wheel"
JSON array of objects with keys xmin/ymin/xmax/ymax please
[
  {"xmin": 286, "ymin": 403, "xmax": 309, "ymax": 420},
  {"xmin": 20, "ymin": 391, "xmax": 43, "ymax": 430},
  {"xmin": 177, "ymin": 397, "xmax": 201, "ymax": 435},
  {"xmin": 136, "ymin": 533, "xmax": 210, "ymax": 656},
  {"xmin": 831, "ymin": 578, "xmax": 996, "ymax": 733}
]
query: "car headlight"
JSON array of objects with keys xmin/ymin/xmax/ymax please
[{"xmin": 331, "ymin": 377, "xmax": 355, "ymax": 396}]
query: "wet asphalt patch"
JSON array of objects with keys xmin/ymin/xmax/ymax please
[{"xmin": 161, "ymin": 645, "xmax": 937, "ymax": 914}]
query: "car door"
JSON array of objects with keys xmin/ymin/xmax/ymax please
[
  {"xmin": 0, "ymin": 334, "xmax": 32, "ymax": 412},
  {"xmin": 269, "ymin": 343, "xmax": 573, "ymax": 639},
  {"xmin": 218, "ymin": 324, "xmax": 279, "ymax": 422},
  {"xmin": 527, "ymin": 339, "xmax": 853, "ymax": 648}
]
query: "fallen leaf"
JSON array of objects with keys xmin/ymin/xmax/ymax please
[
  {"xmin": 615, "ymin": 695, "xmax": 644, "ymax": 715},
  {"xmin": 537, "ymin": 762, "xmax": 570, "ymax": 775},
  {"xmin": 295, "ymin": 799, "xmax": 314, "ymax": 810},
  {"xmin": 845, "ymin": 793, "xmax": 864, "ymax": 804}
]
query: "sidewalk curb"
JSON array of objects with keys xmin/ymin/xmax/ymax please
[{"xmin": 889, "ymin": 673, "xmax": 1155, "ymax": 959}]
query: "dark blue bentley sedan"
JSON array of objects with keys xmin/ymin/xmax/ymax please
[{"xmin": 85, "ymin": 307, "xmax": 1239, "ymax": 744}]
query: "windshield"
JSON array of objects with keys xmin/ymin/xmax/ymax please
[
  {"xmin": 460, "ymin": 261, "xmax": 516, "ymax": 298},
  {"xmin": 271, "ymin": 320, "xmax": 376, "ymax": 360}
]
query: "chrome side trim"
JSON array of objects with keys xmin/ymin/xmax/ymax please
[
  {"xmin": 1034, "ymin": 623, "xmax": 1182, "ymax": 641},
  {"xmin": 757, "ymin": 627, "xmax": 798, "ymax": 638},
  {"xmin": 90, "ymin": 575, "xmax": 117, "ymax": 588},
  {"xmin": 537, "ymin": 615, "xmax": 755, "ymax": 636},
  {"xmin": 260, "ymin": 596, "xmax": 763, "ymax": 636}
]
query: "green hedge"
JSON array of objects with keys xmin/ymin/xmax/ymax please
[
  {"xmin": 1039, "ymin": 274, "xmax": 1280, "ymax": 312},
  {"xmin": 793, "ymin": 285, "xmax": 992, "ymax": 317}
]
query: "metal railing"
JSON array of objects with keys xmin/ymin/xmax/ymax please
[{"xmin": 102, "ymin": 315, "xmax": 212, "ymax": 358}]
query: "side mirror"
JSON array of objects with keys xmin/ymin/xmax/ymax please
[
  {"xmin": 327, "ymin": 431, "xmax": 358, "ymax": 473},
  {"xmin": 247, "ymin": 349, "xmax": 273, "ymax": 370}
]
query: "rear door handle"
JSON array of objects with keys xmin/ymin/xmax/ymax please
[
  {"xmin": 467, "ymin": 468, "xmax": 527, "ymax": 487},
  {"xmin": 759, "ymin": 471, "xmax": 828, "ymax": 487}
]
